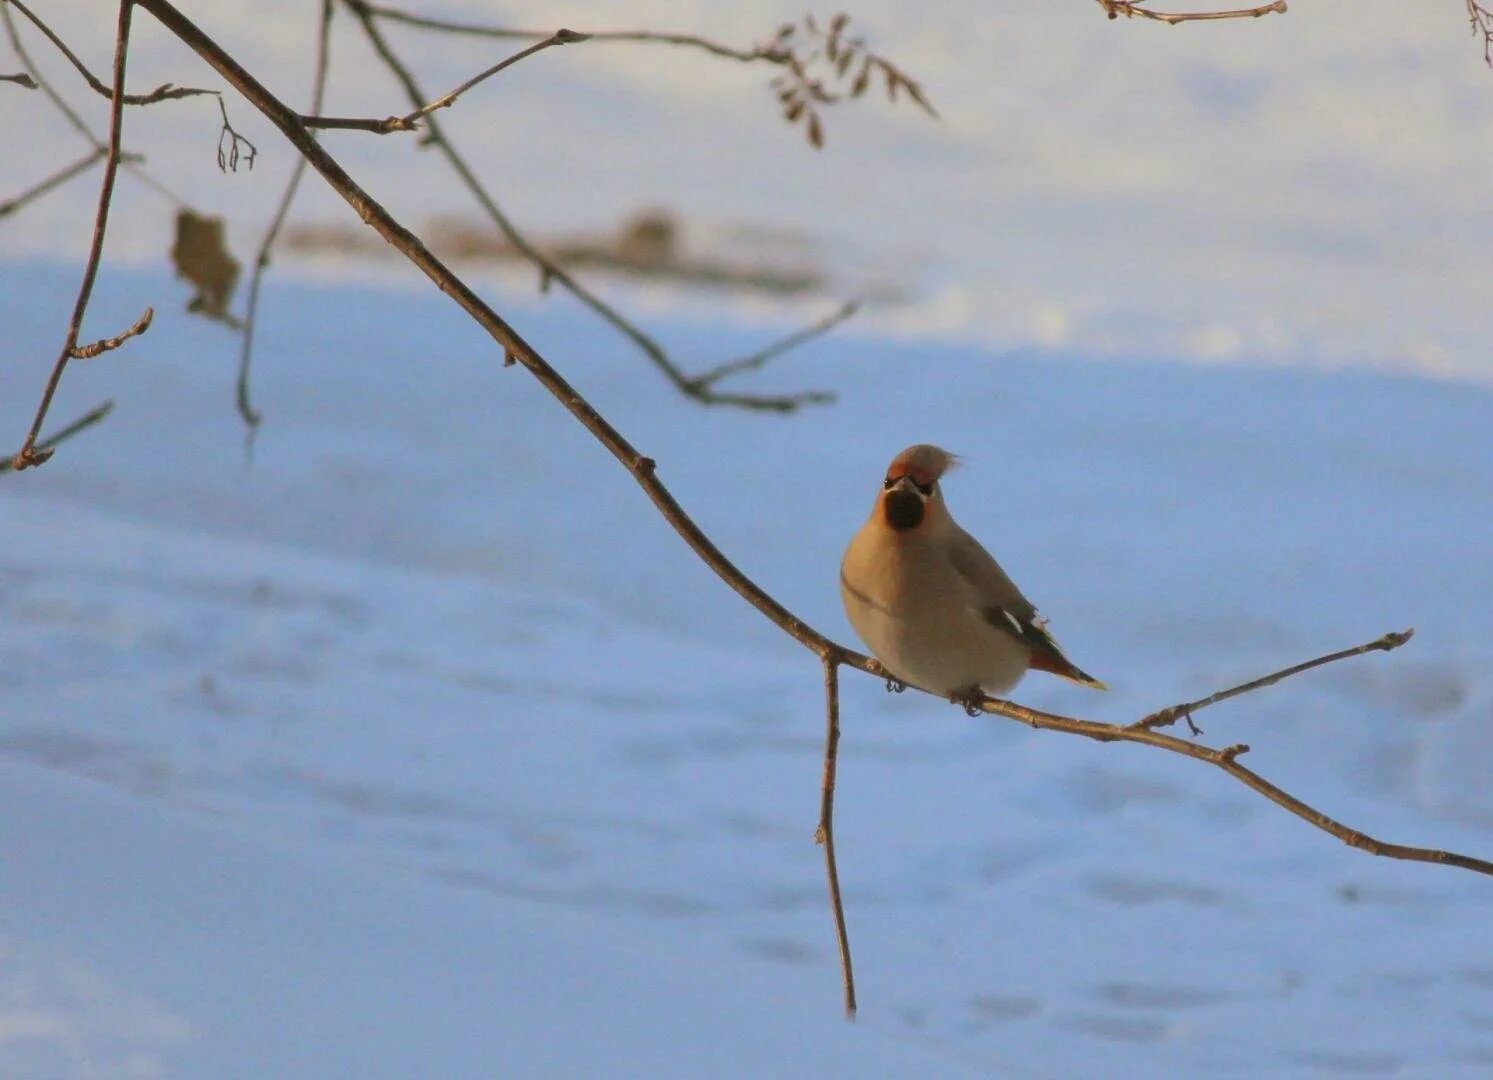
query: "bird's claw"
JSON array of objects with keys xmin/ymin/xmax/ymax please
[
  {"xmin": 950, "ymin": 687, "xmax": 984, "ymax": 717},
  {"xmin": 884, "ymin": 676, "xmax": 906, "ymax": 694}
]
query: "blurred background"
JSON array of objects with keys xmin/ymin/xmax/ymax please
[{"xmin": 3, "ymin": 3, "xmax": 1492, "ymax": 1077}]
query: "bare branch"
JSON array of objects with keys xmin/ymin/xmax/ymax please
[
  {"xmin": 405, "ymin": 27, "xmax": 587, "ymax": 123},
  {"xmin": 70, "ymin": 305, "xmax": 153, "ymax": 359},
  {"xmin": 0, "ymin": 148, "xmax": 104, "ymax": 218},
  {"xmin": 0, "ymin": 401, "xmax": 113, "ymax": 475},
  {"xmin": 214, "ymin": 93, "xmax": 255, "ymax": 171},
  {"xmin": 1132, "ymin": 628, "xmax": 1415, "ymax": 734},
  {"xmin": 9, "ymin": 0, "xmax": 134, "ymax": 473},
  {"xmin": 134, "ymin": 0, "xmax": 1493, "ymax": 887},
  {"xmin": 689, "ymin": 301, "xmax": 858, "ymax": 393},
  {"xmin": 345, "ymin": 2, "xmax": 837, "ymax": 412},
  {"xmin": 1095, "ymin": 0, "xmax": 1288, "ymax": 24},
  {"xmin": 816, "ymin": 658, "xmax": 856, "ymax": 1018},
  {"xmin": 4, "ymin": 0, "xmax": 214, "ymax": 103},
  {"xmin": 1469, "ymin": 1, "xmax": 1493, "ymax": 66},
  {"xmin": 1, "ymin": 69, "xmax": 35, "ymax": 86},
  {"xmin": 237, "ymin": 0, "xmax": 331, "ymax": 433},
  {"xmin": 952, "ymin": 641, "xmax": 1493, "ymax": 876}
]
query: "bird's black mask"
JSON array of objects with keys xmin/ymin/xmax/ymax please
[{"xmin": 883, "ymin": 489, "xmax": 925, "ymax": 531}]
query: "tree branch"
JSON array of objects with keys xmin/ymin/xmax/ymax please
[
  {"xmin": 70, "ymin": 305, "xmax": 153, "ymax": 358},
  {"xmin": 688, "ymin": 301, "xmax": 858, "ymax": 393},
  {"xmin": 1, "ymin": 68, "xmax": 34, "ymax": 86},
  {"xmin": 0, "ymin": 148, "xmax": 104, "ymax": 218},
  {"xmin": 1095, "ymin": 0, "xmax": 1288, "ymax": 24},
  {"xmin": 1469, "ymin": 1, "xmax": 1493, "ymax": 66},
  {"xmin": 236, "ymin": 0, "xmax": 333, "ymax": 434},
  {"xmin": 816, "ymin": 658, "xmax": 855, "ymax": 1017},
  {"xmin": 3, "ymin": 0, "xmax": 213, "ymax": 103},
  {"xmin": 9, "ymin": 0, "xmax": 134, "ymax": 473},
  {"xmin": 343, "ymin": 1, "xmax": 839, "ymax": 412},
  {"xmin": 1132, "ymin": 628, "xmax": 1414, "ymax": 734},
  {"xmin": 132, "ymin": 0, "xmax": 1492, "ymax": 888},
  {"xmin": 0, "ymin": 400, "xmax": 113, "ymax": 475}
]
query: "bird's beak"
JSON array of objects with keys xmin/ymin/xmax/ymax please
[{"xmin": 882, "ymin": 476, "xmax": 926, "ymax": 530}]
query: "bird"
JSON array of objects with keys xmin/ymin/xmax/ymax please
[{"xmin": 840, "ymin": 444, "xmax": 1105, "ymax": 711}]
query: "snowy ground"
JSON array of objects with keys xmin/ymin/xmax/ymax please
[
  {"xmin": 9, "ymin": 1, "xmax": 1493, "ymax": 380},
  {"xmin": 2, "ymin": 257, "xmax": 1491, "ymax": 1076}
]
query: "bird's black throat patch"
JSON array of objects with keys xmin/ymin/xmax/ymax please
[{"xmin": 883, "ymin": 490, "xmax": 925, "ymax": 531}]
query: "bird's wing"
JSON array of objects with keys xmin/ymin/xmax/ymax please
[{"xmin": 946, "ymin": 524, "xmax": 1107, "ymax": 690}]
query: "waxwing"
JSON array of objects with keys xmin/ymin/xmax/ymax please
[{"xmin": 840, "ymin": 444, "xmax": 1105, "ymax": 703}]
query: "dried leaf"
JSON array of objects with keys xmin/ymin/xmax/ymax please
[
  {"xmin": 807, "ymin": 112, "xmax": 824, "ymax": 149},
  {"xmin": 884, "ymin": 65, "xmax": 899, "ymax": 103},
  {"xmin": 903, "ymin": 79, "xmax": 936, "ymax": 116},
  {"xmin": 836, "ymin": 48, "xmax": 855, "ymax": 77},
  {"xmin": 851, "ymin": 60, "xmax": 871, "ymax": 97},
  {"xmin": 829, "ymin": 13, "xmax": 849, "ymax": 35},
  {"xmin": 171, "ymin": 209, "xmax": 240, "ymax": 322},
  {"xmin": 785, "ymin": 99, "xmax": 806, "ymax": 123}
]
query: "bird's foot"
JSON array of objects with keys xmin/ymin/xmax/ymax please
[
  {"xmin": 870, "ymin": 659, "xmax": 906, "ymax": 693},
  {"xmin": 950, "ymin": 686, "xmax": 984, "ymax": 717}
]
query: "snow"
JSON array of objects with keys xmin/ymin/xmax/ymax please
[
  {"xmin": 10, "ymin": 1, "xmax": 1493, "ymax": 381},
  {"xmin": 2, "ymin": 253, "xmax": 1491, "ymax": 1076}
]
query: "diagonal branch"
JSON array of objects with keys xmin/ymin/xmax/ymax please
[
  {"xmin": 689, "ymin": 301, "xmax": 858, "ymax": 394},
  {"xmin": 0, "ymin": 148, "xmax": 105, "ymax": 218},
  {"xmin": 9, "ymin": 0, "xmax": 134, "ymax": 473},
  {"xmin": 236, "ymin": 0, "xmax": 333, "ymax": 433},
  {"xmin": 70, "ymin": 305, "xmax": 153, "ymax": 358},
  {"xmin": 344, "ymin": 1, "xmax": 837, "ymax": 413},
  {"xmin": 0, "ymin": 400, "xmax": 113, "ymax": 475},
  {"xmin": 1131, "ymin": 628, "xmax": 1414, "ymax": 734},
  {"xmin": 132, "ymin": 0, "xmax": 1493, "ymax": 886},
  {"xmin": 1095, "ymin": 0, "xmax": 1288, "ymax": 24},
  {"xmin": 301, "ymin": 28, "xmax": 586, "ymax": 135}
]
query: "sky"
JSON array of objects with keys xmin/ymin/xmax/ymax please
[{"xmin": 5, "ymin": 2, "xmax": 1493, "ymax": 383}]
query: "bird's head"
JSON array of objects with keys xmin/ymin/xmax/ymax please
[{"xmin": 876, "ymin": 444, "xmax": 959, "ymax": 532}]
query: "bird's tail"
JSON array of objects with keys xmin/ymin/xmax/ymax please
[{"xmin": 1029, "ymin": 646, "xmax": 1109, "ymax": 691}]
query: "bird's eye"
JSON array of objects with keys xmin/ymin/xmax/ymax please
[
  {"xmin": 914, "ymin": 481, "xmax": 934, "ymax": 496},
  {"xmin": 882, "ymin": 477, "xmax": 896, "ymax": 490}
]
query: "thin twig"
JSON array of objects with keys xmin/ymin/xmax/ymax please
[
  {"xmin": 1096, "ymin": 0, "xmax": 1288, "ymax": 24},
  {"xmin": 0, "ymin": 147, "xmax": 104, "ymax": 218},
  {"xmin": 1131, "ymin": 629, "xmax": 1415, "ymax": 734},
  {"xmin": 3, "ymin": 0, "xmax": 212, "ymax": 103},
  {"xmin": 407, "ymin": 28, "xmax": 588, "ymax": 123},
  {"xmin": 1, "ymin": 68, "xmax": 34, "ymax": 85},
  {"xmin": 345, "ymin": 2, "xmax": 837, "ymax": 412},
  {"xmin": 690, "ymin": 301, "xmax": 858, "ymax": 392},
  {"xmin": 1, "ymin": 0, "xmax": 193, "ymax": 207},
  {"xmin": 1469, "ymin": 1, "xmax": 1493, "ymax": 66},
  {"xmin": 70, "ymin": 306, "xmax": 152, "ymax": 358},
  {"xmin": 300, "ymin": 29, "xmax": 584, "ymax": 134},
  {"xmin": 815, "ymin": 658, "xmax": 856, "ymax": 1017},
  {"xmin": 237, "ymin": 0, "xmax": 332, "ymax": 433},
  {"xmin": 9, "ymin": 0, "xmax": 133, "ymax": 473},
  {"xmin": 0, "ymin": 400, "xmax": 114, "ymax": 475},
  {"xmin": 133, "ymin": 0, "xmax": 1493, "ymax": 887},
  {"xmin": 351, "ymin": 0, "xmax": 779, "ymax": 61}
]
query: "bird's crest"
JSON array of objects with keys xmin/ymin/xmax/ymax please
[{"xmin": 885, "ymin": 444, "xmax": 960, "ymax": 488}]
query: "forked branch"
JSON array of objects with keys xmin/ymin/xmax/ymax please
[
  {"xmin": 9, "ymin": 0, "xmax": 135, "ymax": 472},
  {"xmin": 1095, "ymin": 0, "xmax": 1288, "ymax": 24},
  {"xmin": 1131, "ymin": 628, "xmax": 1414, "ymax": 734}
]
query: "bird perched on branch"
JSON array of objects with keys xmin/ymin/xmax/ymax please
[{"xmin": 840, "ymin": 444, "xmax": 1105, "ymax": 711}]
